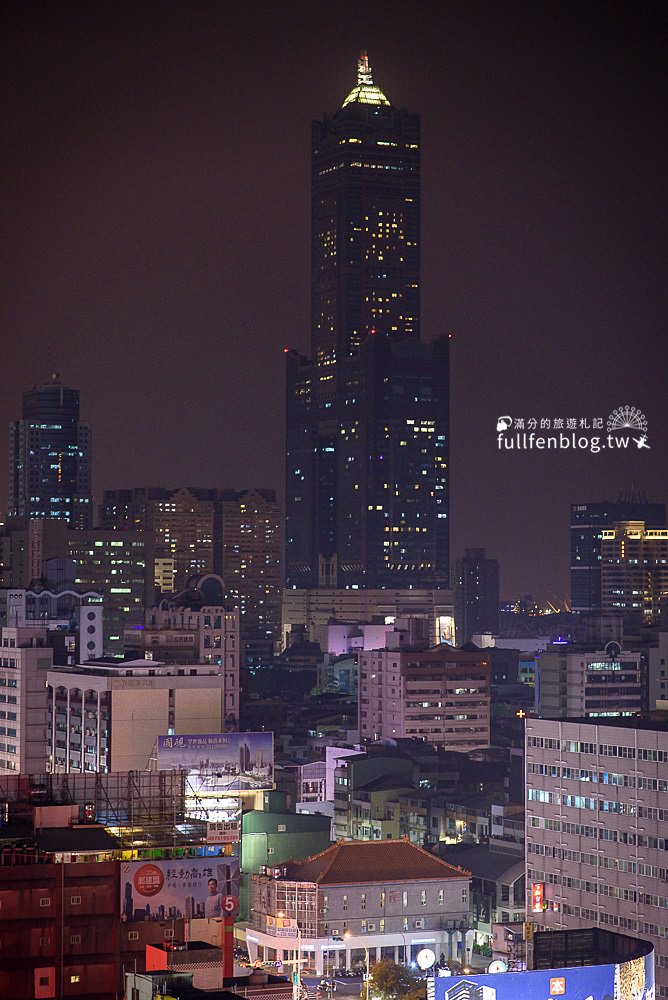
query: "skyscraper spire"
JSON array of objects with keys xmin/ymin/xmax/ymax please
[
  {"xmin": 342, "ymin": 50, "xmax": 391, "ymax": 108},
  {"xmin": 357, "ymin": 50, "xmax": 373, "ymax": 86}
]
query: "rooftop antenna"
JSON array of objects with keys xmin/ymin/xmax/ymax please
[{"xmin": 357, "ymin": 50, "xmax": 373, "ymax": 86}]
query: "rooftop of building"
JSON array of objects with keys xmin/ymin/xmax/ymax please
[
  {"xmin": 47, "ymin": 658, "xmax": 220, "ymax": 676},
  {"xmin": 128, "ymin": 969, "xmax": 289, "ymax": 1000},
  {"xmin": 354, "ymin": 774, "xmax": 415, "ymax": 794},
  {"xmin": 34, "ymin": 824, "xmax": 122, "ymax": 854},
  {"xmin": 279, "ymin": 838, "xmax": 470, "ymax": 885},
  {"xmin": 277, "ymin": 640, "xmax": 322, "ymax": 657},
  {"xmin": 149, "ymin": 940, "xmax": 220, "ymax": 954},
  {"xmin": 532, "ymin": 711, "xmax": 668, "ymax": 733},
  {"xmin": 399, "ymin": 643, "xmax": 491, "ymax": 662},
  {"xmin": 435, "ymin": 843, "xmax": 524, "ymax": 883},
  {"xmin": 444, "ymin": 791, "xmax": 499, "ymax": 812},
  {"xmin": 0, "ymin": 821, "xmax": 121, "ymax": 856}
]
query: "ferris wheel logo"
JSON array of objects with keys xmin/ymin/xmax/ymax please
[{"xmin": 607, "ymin": 405, "xmax": 648, "ymax": 434}]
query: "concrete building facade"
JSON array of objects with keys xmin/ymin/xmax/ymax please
[
  {"xmin": 0, "ymin": 626, "xmax": 53, "ymax": 774},
  {"xmin": 601, "ymin": 521, "xmax": 668, "ymax": 624},
  {"xmin": 282, "ymin": 588, "xmax": 455, "ymax": 650},
  {"xmin": 571, "ymin": 498, "xmax": 666, "ymax": 613},
  {"xmin": 534, "ymin": 642, "xmax": 642, "ymax": 718},
  {"xmin": 248, "ymin": 839, "xmax": 470, "ymax": 975},
  {"xmin": 525, "ymin": 715, "xmax": 668, "ymax": 997},
  {"xmin": 100, "ymin": 486, "xmax": 282, "ymax": 665},
  {"xmin": 0, "ymin": 857, "xmax": 119, "ymax": 1000},
  {"xmin": 218, "ymin": 489, "xmax": 282, "ymax": 666},
  {"xmin": 125, "ymin": 602, "xmax": 240, "ymax": 727},
  {"xmin": 359, "ymin": 645, "xmax": 491, "ymax": 750},
  {"xmin": 46, "ymin": 659, "xmax": 233, "ymax": 773}
]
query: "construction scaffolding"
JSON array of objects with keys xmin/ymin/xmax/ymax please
[{"xmin": 0, "ymin": 770, "xmax": 211, "ymax": 851}]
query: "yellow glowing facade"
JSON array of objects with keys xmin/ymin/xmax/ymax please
[{"xmin": 342, "ymin": 50, "xmax": 392, "ymax": 108}]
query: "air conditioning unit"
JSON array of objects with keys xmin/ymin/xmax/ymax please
[
  {"xmin": 367, "ymin": 922, "xmax": 376, "ymax": 931},
  {"xmin": 414, "ymin": 918, "xmax": 425, "ymax": 929}
]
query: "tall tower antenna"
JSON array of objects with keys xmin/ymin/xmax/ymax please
[{"xmin": 357, "ymin": 50, "xmax": 373, "ymax": 85}]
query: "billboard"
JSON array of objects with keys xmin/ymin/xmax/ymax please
[
  {"xmin": 531, "ymin": 882, "xmax": 544, "ymax": 913},
  {"xmin": 121, "ymin": 857, "xmax": 240, "ymax": 923},
  {"xmin": 207, "ymin": 819, "xmax": 240, "ymax": 844},
  {"xmin": 157, "ymin": 732, "xmax": 274, "ymax": 791},
  {"xmin": 430, "ymin": 949, "xmax": 655, "ymax": 1000},
  {"xmin": 266, "ymin": 915, "xmax": 299, "ymax": 938}
]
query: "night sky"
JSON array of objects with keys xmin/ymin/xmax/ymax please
[{"xmin": 3, "ymin": 2, "xmax": 666, "ymax": 605}]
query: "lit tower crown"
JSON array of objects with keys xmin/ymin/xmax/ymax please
[
  {"xmin": 342, "ymin": 50, "xmax": 392, "ymax": 107},
  {"xmin": 358, "ymin": 50, "xmax": 373, "ymax": 85}
]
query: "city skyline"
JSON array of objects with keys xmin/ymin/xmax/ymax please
[{"xmin": 2, "ymin": 3, "xmax": 666, "ymax": 603}]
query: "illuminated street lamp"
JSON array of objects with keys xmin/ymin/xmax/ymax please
[
  {"xmin": 278, "ymin": 910, "xmax": 303, "ymax": 1000},
  {"xmin": 344, "ymin": 931, "xmax": 369, "ymax": 1000}
]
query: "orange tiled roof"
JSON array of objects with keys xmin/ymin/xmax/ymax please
[{"xmin": 284, "ymin": 838, "xmax": 470, "ymax": 885}]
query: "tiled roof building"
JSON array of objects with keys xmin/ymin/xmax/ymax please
[
  {"xmin": 248, "ymin": 839, "xmax": 472, "ymax": 977},
  {"xmin": 283, "ymin": 838, "xmax": 470, "ymax": 885}
]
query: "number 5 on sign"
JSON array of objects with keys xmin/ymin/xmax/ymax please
[{"xmin": 223, "ymin": 895, "xmax": 239, "ymax": 916}]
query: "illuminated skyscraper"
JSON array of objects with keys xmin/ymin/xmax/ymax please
[
  {"xmin": 8, "ymin": 374, "xmax": 92, "ymax": 528},
  {"xmin": 570, "ymin": 496, "xmax": 665, "ymax": 613},
  {"xmin": 286, "ymin": 53, "xmax": 449, "ymax": 589},
  {"xmin": 100, "ymin": 486, "xmax": 281, "ymax": 664}
]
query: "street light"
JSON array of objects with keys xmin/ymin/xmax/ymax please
[
  {"xmin": 344, "ymin": 931, "xmax": 369, "ymax": 1000},
  {"xmin": 399, "ymin": 931, "xmax": 408, "ymax": 967},
  {"xmin": 278, "ymin": 910, "xmax": 303, "ymax": 1000}
]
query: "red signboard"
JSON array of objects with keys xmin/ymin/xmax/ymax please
[{"xmin": 531, "ymin": 882, "xmax": 544, "ymax": 913}]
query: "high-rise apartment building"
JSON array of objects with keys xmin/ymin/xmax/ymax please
[
  {"xmin": 359, "ymin": 643, "xmax": 491, "ymax": 750},
  {"xmin": 0, "ymin": 857, "xmax": 119, "ymax": 1000},
  {"xmin": 570, "ymin": 496, "xmax": 665, "ymax": 613},
  {"xmin": 100, "ymin": 487, "xmax": 282, "ymax": 663},
  {"xmin": 454, "ymin": 547, "xmax": 500, "ymax": 644},
  {"xmin": 601, "ymin": 521, "xmax": 668, "ymax": 624},
  {"xmin": 0, "ymin": 519, "xmax": 147, "ymax": 657},
  {"xmin": 61, "ymin": 530, "xmax": 148, "ymax": 655},
  {"xmin": 285, "ymin": 53, "xmax": 449, "ymax": 590},
  {"xmin": 218, "ymin": 489, "xmax": 282, "ymax": 665},
  {"xmin": 525, "ymin": 715, "xmax": 668, "ymax": 998},
  {"xmin": 99, "ymin": 486, "xmax": 212, "ymax": 593},
  {"xmin": 8, "ymin": 375, "xmax": 92, "ymax": 529},
  {"xmin": 0, "ymin": 626, "xmax": 53, "ymax": 774}
]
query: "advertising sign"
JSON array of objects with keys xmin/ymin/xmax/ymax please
[
  {"xmin": 531, "ymin": 881, "xmax": 544, "ymax": 913},
  {"xmin": 157, "ymin": 732, "xmax": 274, "ymax": 791},
  {"xmin": 121, "ymin": 856, "xmax": 240, "ymax": 923},
  {"xmin": 184, "ymin": 786, "xmax": 240, "ymax": 825},
  {"xmin": 266, "ymin": 915, "xmax": 299, "ymax": 938},
  {"xmin": 207, "ymin": 819, "xmax": 240, "ymax": 844},
  {"xmin": 431, "ymin": 949, "xmax": 655, "ymax": 1000}
]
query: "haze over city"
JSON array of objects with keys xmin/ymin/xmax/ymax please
[
  {"xmin": 3, "ymin": 6, "xmax": 668, "ymax": 998},
  {"xmin": 2, "ymin": 1, "xmax": 666, "ymax": 602}
]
